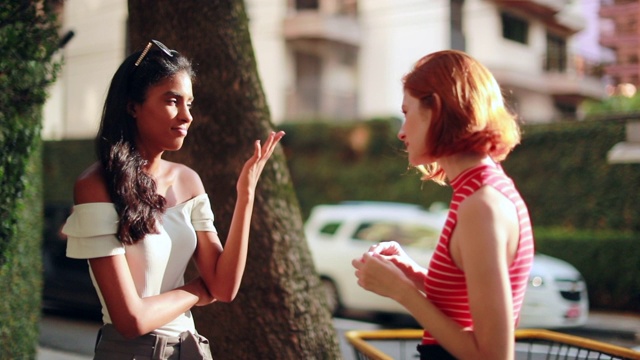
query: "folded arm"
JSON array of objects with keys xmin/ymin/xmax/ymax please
[{"xmin": 90, "ymin": 255, "xmax": 212, "ymax": 338}]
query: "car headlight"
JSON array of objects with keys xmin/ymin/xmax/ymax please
[{"xmin": 529, "ymin": 275, "xmax": 544, "ymax": 287}]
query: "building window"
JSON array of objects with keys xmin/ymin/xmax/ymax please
[
  {"xmin": 619, "ymin": 16, "xmax": 637, "ymax": 34},
  {"xmin": 296, "ymin": 0, "xmax": 319, "ymax": 10},
  {"xmin": 613, "ymin": 76, "xmax": 622, "ymax": 86},
  {"xmin": 294, "ymin": 51, "xmax": 321, "ymax": 117},
  {"xmin": 501, "ymin": 12, "xmax": 528, "ymax": 44},
  {"xmin": 545, "ymin": 33, "xmax": 567, "ymax": 72},
  {"xmin": 338, "ymin": 0, "xmax": 358, "ymax": 16},
  {"xmin": 555, "ymin": 101, "xmax": 577, "ymax": 120},
  {"xmin": 450, "ymin": 0, "xmax": 465, "ymax": 51}
]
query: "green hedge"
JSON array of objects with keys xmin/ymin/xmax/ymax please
[
  {"xmin": 1, "ymin": 2, "xmax": 61, "ymax": 357},
  {"xmin": 535, "ymin": 228, "xmax": 640, "ymax": 312},
  {"xmin": 504, "ymin": 119, "xmax": 639, "ymax": 232},
  {"xmin": 55, "ymin": 119, "xmax": 638, "ymax": 231},
  {"xmin": 504, "ymin": 120, "xmax": 640, "ymax": 311},
  {"xmin": 281, "ymin": 118, "xmax": 640, "ymax": 233},
  {"xmin": 278, "ymin": 118, "xmax": 640, "ymax": 311},
  {"xmin": 279, "ymin": 118, "xmax": 453, "ymax": 219},
  {"xmin": 0, "ymin": 144, "xmax": 43, "ymax": 359},
  {"xmin": 43, "ymin": 139, "xmax": 96, "ymax": 205},
  {"xmin": 44, "ymin": 117, "xmax": 640, "ymax": 312}
]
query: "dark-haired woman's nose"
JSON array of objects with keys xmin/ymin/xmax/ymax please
[{"xmin": 179, "ymin": 106, "xmax": 193, "ymax": 124}]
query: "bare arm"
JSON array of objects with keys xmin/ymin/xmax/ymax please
[
  {"xmin": 73, "ymin": 164, "xmax": 213, "ymax": 338},
  {"xmin": 353, "ymin": 187, "xmax": 519, "ymax": 359},
  {"xmin": 193, "ymin": 131, "xmax": 285, "ymax": 302},
  {"xmin": 89, "ymin": 255, "xmax": 211, "ymax": 338}
]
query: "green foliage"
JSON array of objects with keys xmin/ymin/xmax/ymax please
[
  {"xmin": 582, "ymin": 93, "xmax": 640, "ymax": 117},
  {"xmin": 0, "ymin": 1, "xmax": 62, "ymax": 357},
  {"xmin": 504, "ymin": 119, "xmax": 640, "ymax": 232},
  {"xmin": 44, "ymin": 117, "xmax": 640, "ymax": 312},
  {"xmin": 279, "ymin": 118, "xmax": 453, "ymax": 219},
  {"xmin": 0, "ymin": 143, "xmax": 43, "ymax": 359},
  {"xmin": 280, "ymin": 118, "xmax": 640, "ymax": 234},
  {"xmin": 279, "ymin": 118, "xmax": 640, "ymax": 311},
  {"xmin": 0, "ymin": 1, "xmax": 62, "ymax": 264},
  {"xmin": 535, "ymin": 227, "xmax": 640, "ymax": 312},
  {"xmin": 43, "ymin": 139, "xmax": 96, "ymax": 204}
]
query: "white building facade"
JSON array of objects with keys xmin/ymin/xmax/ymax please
[{"xmin": 43, "ymin": 0, "xmax": 605, "ymax": 140}]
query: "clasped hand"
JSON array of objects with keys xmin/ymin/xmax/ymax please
[{"xmin": 352, "ymin": 241, "xmax": 427, "ymax": 299}]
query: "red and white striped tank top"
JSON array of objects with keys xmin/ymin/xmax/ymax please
[{"xmin": 422, "ymin": 164, "xmax": 535, "ymax": 344}]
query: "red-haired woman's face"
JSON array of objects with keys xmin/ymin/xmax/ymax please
[{"xmin": 398, "ymin": 90, "xmax": 434, "ymax": 166}]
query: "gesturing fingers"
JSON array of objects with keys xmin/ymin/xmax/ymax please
[
  {"xmin": 258, "ymin": 131, "xmax": 285, "ymax": 159},
  {"xmin": 237, "ymin": 131, "xmax": 285, "ymax": 193}
]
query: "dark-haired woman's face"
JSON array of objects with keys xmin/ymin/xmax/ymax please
[
  {"xmin": 131, "ymin": 70, "xmax": 194, "ymax": 156},
  {"xmin": 399, "ymin": 90, "xmax": 434, "ymax": 166}
]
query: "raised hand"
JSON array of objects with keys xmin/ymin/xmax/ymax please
[{"xmin": 236, "ymin": 131, "xmax": 285, "ymax": 195}]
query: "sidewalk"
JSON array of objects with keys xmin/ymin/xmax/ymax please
[
  {"xmin": 587, "ymin": 311, "xmax": 640, "ymax": 336},
  {"xmin": 37, "ymin": 313, "xmax": 97, "ymax": 360},
  {"xmin": 37, "ymin": 347, "xmax": 91, "ymax": 360},
  {"xmin": 561, "ymin": 311, "xmax": 640, "ymax": 348},
  {"xmin": 37, "ymin": 312, "xmax": 640, "ymax": 359}
]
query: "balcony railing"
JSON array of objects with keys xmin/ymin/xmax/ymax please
[
  {"xmin": 283, "ymin": 12, "xmax": 360, "ymax": 46},
  {"xmin": 285, "ymin": 89, "xmax": 357, "ymax": 121},
  {"xmin": 599, "ymin": 0, "xmax": 640, "ymax": 17},
  {"xmin": 600, "ymin": 33, "xmax": 640, "ymax": 48},
  {"xmin": 491, "ymin": 52, "xmax": 606, "ymax": 101},
  {"xmin": 491, "ymin": 0, "xmax": 566, "ymax": 16},
  {"xmin": 603, "ymin": 63, "xmax": 640, "ymax": 78}
]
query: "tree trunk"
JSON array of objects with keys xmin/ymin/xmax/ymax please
[{"xmin": 128, "ymin": 1, "xmax": 342, "ymax": 358}]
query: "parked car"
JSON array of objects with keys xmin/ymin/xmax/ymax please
[{"xmin": 305, "ymin": 201, "xmax": 589, "ymax": 329}]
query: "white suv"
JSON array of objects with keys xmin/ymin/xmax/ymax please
[{"xmin": 304, "ymin": 202, "xmax": 589, "ymax": 329}]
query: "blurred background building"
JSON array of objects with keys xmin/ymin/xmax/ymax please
[
  {"xmin": 43, "ymin": 0, "xmax": 611, "ymax": 140},
  {"xmin": 599, "ymin": 0, "xmax": 640, "ymax": 92}
]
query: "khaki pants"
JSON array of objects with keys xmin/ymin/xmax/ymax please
[{"xmin": 94, "ymin": 324, "xmax": 212, "ymax": 360}]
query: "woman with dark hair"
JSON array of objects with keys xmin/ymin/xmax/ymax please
[
  {"xmin": 62, "ymin": 40, "xmax": 284, "ymax": 359},
  {"xmin": 352, "ymin": 50, "xmax": 534, "ymax": 359}
]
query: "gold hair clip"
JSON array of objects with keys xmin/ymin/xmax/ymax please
[
  {"xmin": 134, "ymin": 42, "xmax": 153, "ymax": 66},
  {"xmin": 134, "ymin": 40, "xmax": 174, "ymax": 67}
]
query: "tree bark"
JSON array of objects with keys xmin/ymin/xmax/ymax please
[{"xmin": 128, "ymin": 1, "xmax": 342, "ymax": 358}]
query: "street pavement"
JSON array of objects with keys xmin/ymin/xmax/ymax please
[
  {"xmin": 37, "ymin": 315, "xmax": 377, "ymax": 360},
  {"xmin": 37, "ymin": 311, "xmax": 640, "ymax": 359}
]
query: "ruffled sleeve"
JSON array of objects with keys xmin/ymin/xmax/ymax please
[
  {"xmin": 62, "ymin": 203, "xmax": 125, "ymax": 259},
  {"xmin": 191, "ymin": 194, "xmax": 217, "ymax": 233}
]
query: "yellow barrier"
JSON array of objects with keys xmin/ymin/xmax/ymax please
[{"xmin": 344, "ymin": 328, "xmax": 640, "ymax": 360}]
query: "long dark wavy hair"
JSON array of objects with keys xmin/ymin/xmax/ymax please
[{"xmin": 96, "ymin": 42, "xmax": 195, "ymax": 245}]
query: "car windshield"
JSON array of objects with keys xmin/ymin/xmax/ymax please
[
  {"xmin": 319, "ymin": 222, "xmax": 341, "ymax": 236},
  {"xmin": 352, "ymin": 221, "xmax": 440, "ymax": 249}
]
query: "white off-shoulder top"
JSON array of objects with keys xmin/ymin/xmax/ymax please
[{"xmin": 62, "ymin": 193, "xmax": 217, "ymax": 337}]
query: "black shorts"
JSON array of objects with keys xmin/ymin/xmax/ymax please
[{"xmin": 417, "ymin": 344, "xmax": 457, "ymax": 360}]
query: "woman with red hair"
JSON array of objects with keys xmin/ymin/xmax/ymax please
[{"xmin": 353, "ymin": 50, "xmax": 534, "ymax": 359}]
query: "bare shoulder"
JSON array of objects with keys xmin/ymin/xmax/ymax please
[
  {"xmin": 73, "ymin": 162, "xmax": 111, "ymax": 205},
  {"xmin": 456, "ymin": 185, "xmax": 518, "ymax": 248},
  {"xmin": 164, "ymin": 160, "xmax": 205, "ymax": 199},
  {"xmin": 459, "ymin": 186, "xmax": 515, "ymax": 220}
]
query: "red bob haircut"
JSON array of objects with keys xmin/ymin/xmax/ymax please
[{"xmin": 402, "ymin": 50, "xmax": 520, "ymax": 184}]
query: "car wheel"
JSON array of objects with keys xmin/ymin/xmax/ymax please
[{"xmin": 321, "ymin": 278, "xmax": 341, "ymax": 315}]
